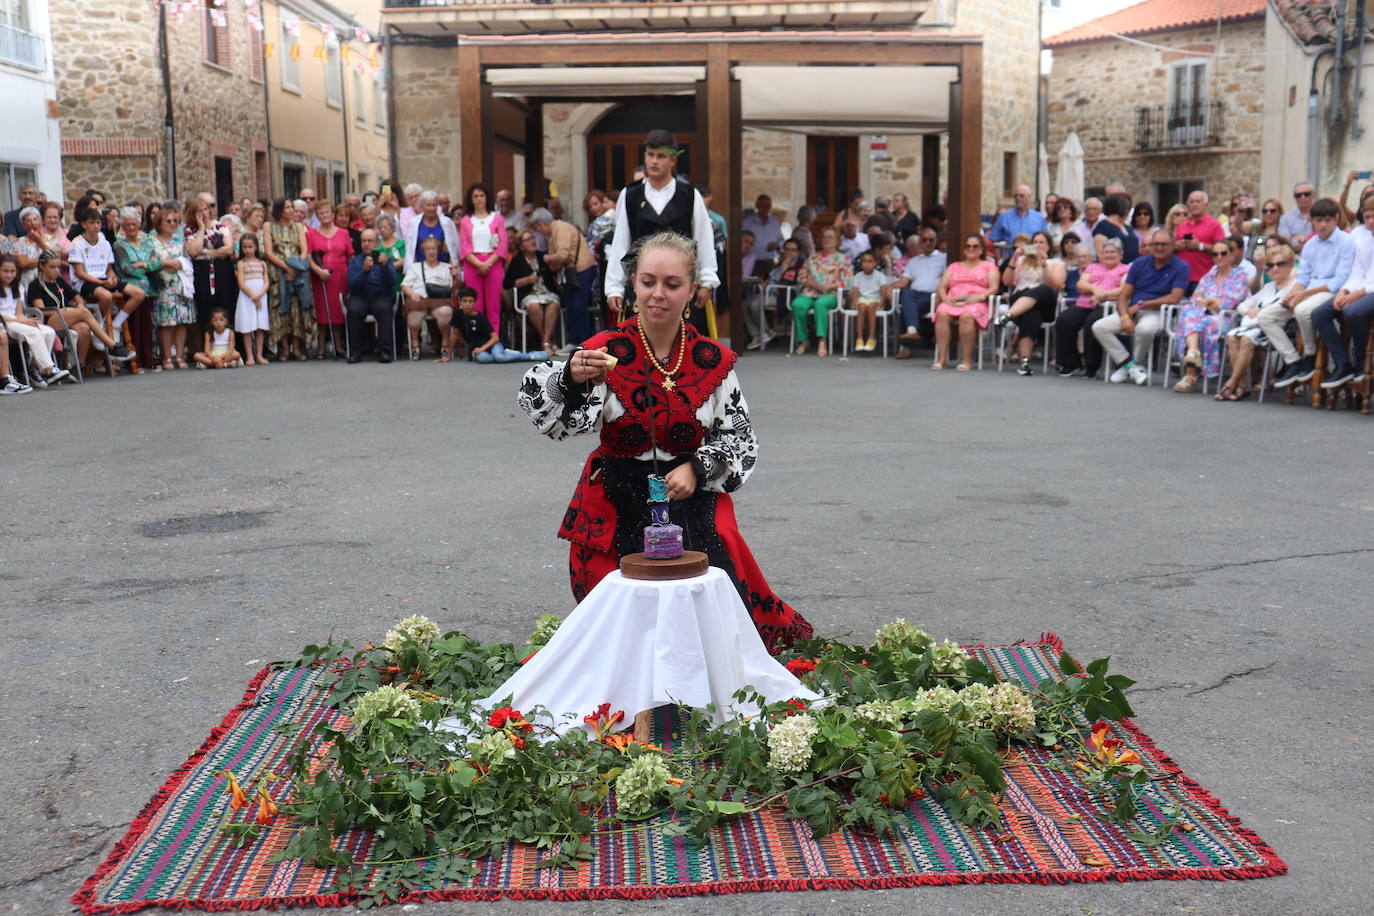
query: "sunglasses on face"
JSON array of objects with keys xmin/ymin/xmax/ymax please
[
  {"xmin": 963, "ymin": 243, "xmax": 982, "ymax": 250},
  {"xmin": 1211, "ymin": 250, "xmax": 1230, "ymax": 258},
  {"xmin": 1262, "ymin": 208, "xmax": 1279, "ymax": 214},
  {"xmin": 1295, "ymin": 191, "xmax": 1313, "ymax": 198},
  {"xmin": 1266, "ymin": 260, "xmax": 1292, "ymax": 268},
  {"xmin": 1149, "ymin": 241, "xmax": 1171, "ymax": 248}
]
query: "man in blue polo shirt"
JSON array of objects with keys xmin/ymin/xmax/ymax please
[
  {"xmin": 988, "ymin": 185, "xmax": 1048, "ymax": 255},
  {"xmin": 1091, "ymin": 229, "xmax": 1189, "ymax": 384}
]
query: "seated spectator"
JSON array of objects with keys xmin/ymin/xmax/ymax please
[
  {"xmin": 505, "ymin": 228, "xmax": 562, "ymax": 353},
  {"xmin": 1092, "ymin": 229, "xmax": 1188, "ymax": 384},
  {"xmin": 1227, "ymin": 194, "xmax": 1256, "ymax": 242},
  {"xmin": 26, "ymin": 250, "xmax": 134, "ymax": 368},
  {"xmin": 931, "ymin": 234, "xmax": 999, "ymax": 371},
  {"xmin": 0, "ymin": 324, "xmax": 31, "ymax": 393},
  {"xmin": 744, "ymin": 236, "xmax": 805, "ymax": 350},
  {"xmin": 1311, "ymin": 201, "xmax": 1374, "ymax": 389},
  {"xmin": 741, "ymin": 194, "xmax": 784, "ymax": 277},
  {"xmin": 343, "ymin": 228, "xmax": 397, "ymax": 364},
  {"xmin": 69, "ymin": 207, "xmax": 145, "ymax": 353},
  {"xmin": 988, "ymin": 185, "xmax": 1048, "ymax": 257},
  {"xmin": 1174, "ymin": 190, "xmax": 1225, "ymax": 294},
  {"xmin": 791, "ymin": 225, "xmax": 851, "ymax": 357},
  {"xmin": 793, "ymin": 205, "xmax": 817, "ymax": 256},
  {"xmin": 39, "ymin": 201, "xmax": 70, "ymax": 273},
  {"xmin": 892, "ymin": 229, "xmax": 946, "ymax": 357},
  {"xmin": 838, "ymin": 219, "xmax": 870, "ymax": 262},
  {"xmin": 1265, "ymin": 198, "xmax": 1355, "ymax": 389},
  {"xmin": 1279, "ymin": 182, "xmax": 1315, "ymax": 247},
  {"xmin": 1069, "ymin": 197, "xmax": 1103, "ymax": 259},
  {"xmin": 1063, "ymin": 239, "xmax": 1088, "ymax": 299},
  {"xmin": 400, "ymin": 236, "xmax": 455, "ymax": 361},
  {"xmin": 1056, "ymin": 238, "xmax": 1129, "ymax": 378},
  {"xmin": 849, "ymin": 250, "xmax": 893, "ymax": 352},
  {"xmin": 868, "ymin": 231, "xmax": 896, "ymax": 277},
  {"xmin": 1219, "ymin": 244, "xmax": 1300, "ymax": 400},
  {"xmin": 1339, "ymin": 171, "xmax": 1374, "ymax": 225},
  {"xmin": 1048, "ymin": 197, "xmax": 1078, "ymax": 247},
  {"xmin": 453, "ymin": 287, "xmax": 545, "ymax": 363},
  {"xmin": 1130, "ymin": 201, "xmax": 1157, "ymax": 250},
  {"xmin": 193, "ymin": 307, "xmax": 240, "ymax": 369},
  {"xmin": 0, "ymin": 254, "xmax": 68, "ymax": 386},
  {"xmin": 12, "ymin": 207, "xmax": 45, "ymax": 286},
  {"xmin": 993, "ymin": 230, "xmax": 1066, "ymax": 376},
  {"xmin": 1171, "ymin": 236, "xmax": 1251, "ymax": 393},
  {"xmin": 1094, "ymin": 194, "xmax": 1140, "ymax": 263}
]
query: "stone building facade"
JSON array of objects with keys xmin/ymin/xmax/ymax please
[
  {"xmin": 51, "ymin": 0, "xmax": 267, "ymax": 205},
  {"xmin": 1044, "ymin": 4, "xmax": 1267, "ymax": 212},
  {"xmin": 388, "ymin": 0, "xmax": 1041, "ymax": 222}
]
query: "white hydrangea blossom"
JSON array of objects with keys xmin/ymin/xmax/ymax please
[
  {"xmin": 855, "ymin": 699, "xmax": 904, "ymax": 729},
  {"xmin": 528, "ymin": 614, "xmax": 563, "ymax": 648},
  {"xmin": 382, "ymin": 614, "xmax": 442, "ymax": 655},
  {"xmin": 930, "ymin": 639, "xmax": 970, "ymax": 675},
  {"xmin": 350, "ymin": 685, "xmax": 422, "ymax": 729},
  {"xmin": 874, "ymin": 618, "xmax": 934, "ymax": 653},
  {"xmin": 767, "ymin": 712, "xmax": 820, "ymax": 774},
  {"xmin": 470, "ymin": 731, "xmax": 518, "ymax": 768},
  {"xmin": 985, "ymin": 682, "xmax": 1036, "ymax": 735},
  {"xmin": 614, "ymin": 752, "xmax": 671, "ymax": 816},
  {"xmin": 910, "ymin": 685, "xmax": 963, "ymax": 716},
  {"xmin": 954, "ymin": 682, "xmax": 993, "ymax": 724}
]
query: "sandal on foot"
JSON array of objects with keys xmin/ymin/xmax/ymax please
[
  {"xmin": 817, "ymin": 341, "xmax": 828, "ymax": 357},
  {"xmin": 793, "ymin": 341, "xmax": 808, "ymax": 356},
  {"xmin": 1214, "ymin": 384, "xmax": 1235, "ymax": 401},
  {"xmin": 930, "ymin": 361, "xmax": 946, "ymax": 371},
  {"xmin": 956, "ymin": 363, "xmax": 972, "ymax": 372}
]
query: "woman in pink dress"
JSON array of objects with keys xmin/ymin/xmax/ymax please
[
  {"xmin": 931, "ymin": 234, "xmax": 1000, "ymax": 370},
  {"xmin": 306, "ymin": 199, "xmax": 353, "ymax": 359}
]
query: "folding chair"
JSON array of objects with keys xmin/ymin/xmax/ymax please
[
  {"xmin": 832, "ymin": 288, "xmax": 897, "ymax": 357},
  {"xmin": 760, "ymin": 283, "xmax": 794, "ymax": 352},
  {"xmin": 514, "ymin": 294, "xmax": 566, "ymax": 355},
  {"xmin": 995, "ymin": 293, "xmax": 1061, "ymax": 373},
  {"xmin": 1161, "ymin": 307, "xmax": 1236, "ymax": 394},
  {"xmin": 29, "ymin": 306, "xmax": 84, "ymax": 382},
  {"xmin": 788, "ymin": 289, "xmax": 839, "ymax": 355},
  {"xmin": 1099, "ymin": 303, "xmax": 1163, "ymax": 385}
]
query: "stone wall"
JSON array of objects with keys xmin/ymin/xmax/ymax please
[
  {"xmin": 390, "ymin": 43, "xmax": 461, "ymax": 194},
  {"xmin": 1046, "ymin": 18, "xmax": 1266, "ymax": 206},
  {"xmin": 52, "ymin": 0, "xmax": 268, "ymax": 206}
]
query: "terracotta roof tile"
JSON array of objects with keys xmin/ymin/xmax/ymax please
[{"xmin": 1043, "ymin": 0, "xmax": 1265, "ymax": 47}]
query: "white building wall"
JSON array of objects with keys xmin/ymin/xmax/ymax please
[{"xmin": 0, "ymin": 0, "xmax": 61, "ymax": 203}]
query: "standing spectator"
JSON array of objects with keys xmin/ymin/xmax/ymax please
[
  {"xmin": 113, "ymin": 205, "xmax": 159, "ymax": 372},
  {"xmin": 1093, "ymin": 194, "xmax": 1140, "ymax": 263},
  {"xmin": 1056, "ymin": 237, "xmax": 1129, "ymax": 378},
  {"xmin": 890, "ymin": 193, "xmax": 919, "ymax": 244},
  {"xmin": 457, "ymin": 183, "xmax": 507, "ymax": 342},
  {"xmin": 1162, "ymin": 203, "xmax": 1188, "ymax": 242},
  {"xmin": 38, "ymin": 201, "xmax": 70, "ymax": 279},
  {"xmin": 1048, "ymin": 198, "xmax": 1079, "ymax": 247},
  {"xmin": 375, "ymin": 213, "xmax": 406, "ymax": 276},
  {"xmin": 12, "ymin": 208, "xmax": 44, "ymax": 285},
  {"xmin": 864, "ymin": 197, "xmax": 896, "ymax": 234},
  {"xmin": 397, "ymin": 183, "xmax": 423, "ymax": 239},
  {"xmin": 376, "ymin": 178, "xmax": 402, "ymax": 226},
  {"xmin": 344, "ymin": 228, "xmax": 397, "ymax": 363},
  {"xmin": 1312, "ymin": 201, "xmax": 1374, "ymax": 388},
  {"xmin": 402, "ymin": 190, "xmax": 459, "ymax": 268},
  {"xmin": 147, "ymin": 203, "xmax": 195, "ymax": 370},
  {"xmin": 306, "ymin": 199, "xmax": 352, "ymax": 359},
  {"xmin": 234, "ymin": 233, "xmax": 270, "ymax": 366},
  {"xmin": 530, "ymin": 206, "xmax": 595, "ymax": 349},
  {"xmin": 1093, "ymin": 229, "xmax": 1188, "ymax": 384},
  {"xmin": 891, "ymin": 229, "xmax": 946, "ymax": 357},
  {"xmin": 791, "ymin": 225, "xmax": 851, "ymax": 357},
  {"xmin": 988, "ymin": 185, "xmax": 1049, "ymax": 256},
  {"xmin": 184, "ymin": 194, "xmax": 236, "ymax": 358},
  {"xmin": 264, "ymin": 197, "xmax": 314, "ymax": 361},
  {"xmin": 792, "ymin": 205, "xmax": 817, "ymax": 256},
  {"xmin": 838, "ymin": 219, "xmax": 870, "ymax": 261},
  {"xmin": 497, "ymin": 188, "xmax": 525, "ymax": 233},
  {"xmin": 1130, "ymin": 202, "xmax": 1157, "ymax": 251},
  {"xmin": 1069, "ymin": 197, "xmax": 1104, "ymax": 259},
  {"xmin": 299, "ymin": 187, "xmax": 320, "ymax": 228},
  {"xmin": 69, "ymin": 207, "xmax": 146, "ymax": 353},
  {"xmin": 1279, "ymin": 181, "xmax": 1316, "ymax": 245},
  {"xmin": 1173, "ymin": 190, "xmax": 1225, "ymax": 293},
  {"xmin": 1171, "ymin": 236, "xmax": 1251, "ymax": 392},
  {"xmin": 741, "ymin": 194, "xmax": 784, "ymax": 278},
  {"xmin": 2, "ymin": 182, "xmax": 36, "ymax": 236},
  {"xmin": 1265, "ymin": 198, "xmax": 1356, "ymax": 388},
  {"xmin": 1338, "ymin": 171, "xmax": 1374, "ymax": 226},
  {"xmin": 930, "ymin": 234, "xmax": 998, "ymax": 371}
]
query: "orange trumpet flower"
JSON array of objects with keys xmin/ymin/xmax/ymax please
[{"xmin": 223, "ymin": 771, "xmax": 248, "ymax": 811}]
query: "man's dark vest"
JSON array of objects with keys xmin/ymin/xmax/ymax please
[{"xmin": 623, "ymin": 178, "xmax": 695, "ymax": 247}]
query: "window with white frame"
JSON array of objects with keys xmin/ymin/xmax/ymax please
[
  {"xmin": 351, "ymin": 64, "xmax": 364, "ymax": 126},
  {"xmin": 1168, "ymin": 59, "xmax": 1208, "ymax": 145},
  {"xmin": 325, "ymin": 41, "xmax": 342, "ymax": 109},
  {"xmin": 280, "ymin": 18, "xmax": 300, "ymax": 92},
  {"xmin": 0, "ymin": 161, "xmax": 36, "ymax": 212},
  {"xmin": 373, "ymin": 74, "xmax": 386, "ymax": 133}
]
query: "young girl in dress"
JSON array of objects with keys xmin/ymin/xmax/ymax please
[
  {"xmin": 235, "ymin": 233, "xmax": 269, "ymax": 366},
  {"xmin": 194, "ymin": 307, "xmax": 240, "ymax": 369}
]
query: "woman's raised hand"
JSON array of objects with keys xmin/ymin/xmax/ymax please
[{"xmin": 568, "ymin": 346, "xmax": 613, "ymax": 384}]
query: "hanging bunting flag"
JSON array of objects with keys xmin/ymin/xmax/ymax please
[
  {"xmin": 313, "ymin": 43, "xmax": 326, "ymax": 59},
  {"xmin": 354, "ymin": 27, "xmax": 370, "ymax": 44},
  {"xmin": 284, "ymin": 16, "xmax": 300, "ymax": 37},
  {"xmin": 247, "ymin": 12, "xmax": 263, "ymax": 31},
  {"xmin": 320, "ymin": 24, "xmax": 336, "ymax": 45},
  {"xmin": 290, "ymin": 43, "xmax": 301, "ymax": 60},
  {"xmin": 341, "ymin": 44, "xmax": 350, "ymax": 61},
  {"xmin": 263, "ymin": 41, "xmax": 273, "ymax": 58},
  {"xmin": 209, "ymin": 8, "xmax": 227, "ymax": 27}
]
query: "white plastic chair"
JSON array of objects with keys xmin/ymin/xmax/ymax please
[
  {"xmin": 831, "ymin": 287, "xmax": 896, "ymax": 357},
  {"xmin": 514, "ymin": 294, "xmax": 565, "ymax": 355},
  {"xmin": 995, "ymin": 293, "xmax": 1062, "ymax": 373},
  {"xmin": 1100, "ymin": 302, "xmax": 1162, "ymax": 385},
  {"xmin": 788, "ymin": 288, "xmax": 838, "ymax": 356},
  {"xmin": 1161, "ymin": 306, "xmax": 1236, "ymax": 394}
]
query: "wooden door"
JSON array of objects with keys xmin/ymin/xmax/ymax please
[
  {"xmin": 588, "ymin": 133, "xmax": 697, "ymax": 193},
  {"xmin": 806, "ymin": 136, "xmax": 859, "ymax": 217}
]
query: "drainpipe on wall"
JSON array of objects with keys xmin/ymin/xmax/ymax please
[
  {"xmin": 262, "ymin": 29, "xmax": 274, "ymax": 199},
  {"xmin": 158, "ymin": 2, "xmax": 177, "ymax": 197},
  {"xmin": 1331, "ymin": 0, "xmax": 1346, "ymax": 122},
  {"xmin": 1354, "ymin": 0, "xmax": 1367, "ymax": 140},
  {"xmin": 1307, "ymin": 48, "xmax": 1335, "ymax": 183},
  {"xmin": 339, "ymin": 38, "xmax": 352, "ymax": 193},
  {"xmin": 385, "ymin": 27, "xmax": 397, "ymax": 183}
]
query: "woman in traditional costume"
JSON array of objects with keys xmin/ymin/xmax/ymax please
[{"xmin": 517, "ymin": 232, "xmax": 811, "ymax": 654}]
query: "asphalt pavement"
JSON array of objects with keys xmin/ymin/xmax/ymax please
[{"xmin": 3, "ymin": 347, "xmax": 1371, "ymax": 915}]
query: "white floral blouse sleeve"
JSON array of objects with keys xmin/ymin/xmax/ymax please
[
  {"xmin": 517, "ymin": 358, "xmax": 606, "ymax": 440},
  {"xmin": 692, "ymin": 369, "xmax": 758, "ymax": 494}
]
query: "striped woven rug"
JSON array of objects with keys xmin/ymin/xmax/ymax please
[{"xmin": 73, "ymin": 635, "xmax": 1285, "ymax": 912}]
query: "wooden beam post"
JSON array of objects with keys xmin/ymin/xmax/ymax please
[
  {"xmin": 922, "ymin": 133, "xmax": 940, "ymax": 223},
  {"xmin": 951, "ymin": 44, "xmax": 983, "ymax": 247},
  {"xmin": 524, "ymin": 100, "xmax": 544, "ymax": 205},
  {"xmin": 458, "ymin": 44, "xmax": 490, "ymax": 191},
  {"xmin": 705, "ymin": 45, "xmax": 737, "ymax": 344}
]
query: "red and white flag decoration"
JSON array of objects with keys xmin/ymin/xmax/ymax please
[
  {"xmin": 354, "ymin": 27, "xmax": 370, "ymax": 44},
  {"xmin": 283, "ymin": 16, "xmax": 300, "ymax": 38}
]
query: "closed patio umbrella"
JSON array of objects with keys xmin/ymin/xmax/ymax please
[{"xmin": 1055, "ymin": 132, "xmax": 1085, "ymax": 205}]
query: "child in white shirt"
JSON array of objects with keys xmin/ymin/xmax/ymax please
[
  {"xmin": 849, "ymin": 250, "xmax": 893, "ymax": 352},
  {"xmin": 69, "ymin": 207, "xmax": 145, "ymax": 349}
]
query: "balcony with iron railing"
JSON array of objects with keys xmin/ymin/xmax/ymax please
[
  {"xmin": 1134, "ymin": 100, "xmax": 1224, "ymax": 151},
  {"xmin": 0, "ymin": 21, "xmax": 45, "ymax": 71},
  {"xmin": 382, "ymin": 0, "xmax": 935, "ymax": 37}
]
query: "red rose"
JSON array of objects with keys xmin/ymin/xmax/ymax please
[
  {"xmin": 785, "ymin": 658, "xmax": 817, "ymax": 676},
  {"xmin": 488, "ymin": 706, "xmax": 521, "ymax": 728}
]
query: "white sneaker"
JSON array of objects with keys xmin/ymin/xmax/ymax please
[
  {"xmin": 763, "ymin": 328, "xmax": 776, "ymax": 344},
  {"xmin": 1108, "ymin": 362, "xmax": 1134, "ymax": 384},
  {"xmin": 45, "ymin": 368, "xmax": 71, "ymax": 384},
  {"xmin": 2, "ymin": 376, "xmax": 31, "ymax": 394},
  {"xmin": 1129, "ymin": 364, "xmax": 1149, "ymax": 385}
]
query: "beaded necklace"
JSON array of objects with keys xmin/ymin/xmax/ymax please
[{"xmin": 636, "ymin": 315, "xmax": 686, "ymax": 390}]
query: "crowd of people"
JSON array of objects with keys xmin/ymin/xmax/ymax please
[{"xmin": 3, "ymin": 162, "xmax": 1372, "ymax": 412}]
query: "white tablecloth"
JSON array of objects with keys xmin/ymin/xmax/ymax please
[{"xmin": 443, "ymin": 567, "xmax": 820, "ymax": 737}]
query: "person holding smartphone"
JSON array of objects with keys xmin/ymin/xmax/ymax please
[
  {"xmin": 1173, "ymin": 190, "xmax": 1224, "ymax": 295},
  {"xmin": 1338, "ymin": 170, "xmax": 1374, "ymax": 226}
]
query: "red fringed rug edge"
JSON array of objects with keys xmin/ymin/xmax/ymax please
[{"xmin": 71, "ymin": 633, "xmax": 1288, "ymax": 915}]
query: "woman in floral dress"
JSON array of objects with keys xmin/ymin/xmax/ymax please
[
  {"xmin": 790, "ymin": 225, "xmax": 852, "ymax": 357},
  {"xmin": 264, "ymin": 198, "xmax": 315, "ymax": 361},
  {"xmin": 1172, "ymin": 236, "xmax": 1251, "ymax": 392},
  {"xmin": 113, "ymin": 206, "xmax": 159, "ymax": 373},
  {"xmin": 148, "ymin": 204, "xmax": 196, "ymax": 370}
]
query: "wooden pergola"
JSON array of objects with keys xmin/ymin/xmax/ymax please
[{"xmin": 455, "ymin": 32, "xmax": 983, "ymax": 346}]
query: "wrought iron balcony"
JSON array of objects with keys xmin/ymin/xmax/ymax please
[
  {"xmin": 1134, "ymin": 101, "xmax": 1224, "ymax": 151},
  {"xmin": 0, "ymin": 21, "xmax": 44, "ymax": 70}
]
